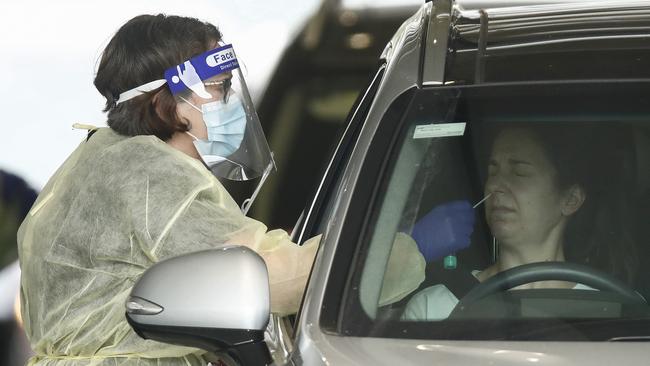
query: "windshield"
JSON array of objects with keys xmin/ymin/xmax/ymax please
[{"xmin": 342, "ymin": 81, "xmax": 650, "ymax": 341}]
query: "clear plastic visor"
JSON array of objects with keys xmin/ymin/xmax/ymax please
[{"xmin": 173, "ymin": 58, "xmax": 274, "ymax": 181}]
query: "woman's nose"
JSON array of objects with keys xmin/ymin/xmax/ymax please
[{"xmin": 485, "ymin": 172, "xmax": 507, "ymax": 195}]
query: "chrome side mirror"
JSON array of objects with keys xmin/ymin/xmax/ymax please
[{"xmin": 125, "ymin": 245, "xmax": 272, "ymax": 365}]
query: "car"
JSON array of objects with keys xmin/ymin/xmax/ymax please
[{"xmin": 125, "ymin": 1, "xmax": 650, "ymax": 365}]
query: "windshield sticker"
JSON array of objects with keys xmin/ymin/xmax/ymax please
[{"xmin": 413, "ymin": 122, "xmax": 466, "ymax": 139}]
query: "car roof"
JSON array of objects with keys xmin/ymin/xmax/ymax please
[
  {"xmin": 417, "ymin": 0, "xmax": 650, "ymax": 85},
  {"xmin": 454, "ymin": 0, "xmax": 650, "ymax": 12},
  {"xmin": 452, "ymin": 0, "xmax": 650, "ymax": 44}
]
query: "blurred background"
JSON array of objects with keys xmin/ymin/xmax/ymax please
[{"xmin": 0, "ymin": 0, "xmax": 418, "ymax": 363}]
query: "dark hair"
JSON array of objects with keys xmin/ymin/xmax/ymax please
[
  {"xmin": 489, "ymin": 123, "xmax": 639, "ymax": 284},
  {"xmin": 94, "ymin": 14, "xmax": 222, "ymax": 140}
]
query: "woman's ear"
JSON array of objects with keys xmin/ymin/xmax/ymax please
[
  {"xmin": 152, "ymin": 90, "xmax": 169, "ymax": 121},
  {"xmin": 174, "ymin": 103, "xmax": 191, "ymax": 127},
  {"xmin": 171, "ymin": 95, "xmax": 198, "ymax": 130},
  {"xmin": 151, "ymin": 90, "xmax": 188, "ymax": 127},
  {"xmin": 562, "ymin": 184, "xmax": 586, "ymax": 216}
]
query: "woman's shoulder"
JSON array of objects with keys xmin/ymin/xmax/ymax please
[
  {"xmin": 402, "ymin": 284, "xmax": 460, "ymax": 321},
  {"xmin": 411, "ymin": 284, "xmax": 458, "ymax": 302}
]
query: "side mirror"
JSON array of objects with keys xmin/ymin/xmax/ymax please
[{"xmin": 125, "ymin": 245, "xmax": 272, "ymax": 365}]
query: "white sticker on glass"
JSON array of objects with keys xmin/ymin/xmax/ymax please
[{"xmin": 413, "ymin": 122, "xmax": 466, "ymax": 139}]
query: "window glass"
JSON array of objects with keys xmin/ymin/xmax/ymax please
[{"xmin": 347, "ymin": 81, "xmax": 650, "ymax": 340}]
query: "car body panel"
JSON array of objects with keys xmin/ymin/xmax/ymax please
[{"xmin": 313, "ymin": 337, "xmax": 650, "ymax": 365}]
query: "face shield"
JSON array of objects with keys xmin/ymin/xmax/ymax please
[
  {"xmin": 115, "ymin": 44, "xmax": 275, "ymax": 214},
  {"xmin": 116, "ymin": 44, "xmax": 275, "ymax": 183},
  {"xmin": 168, "ymin": 44, "xmax": 275, "ymax": 183}
]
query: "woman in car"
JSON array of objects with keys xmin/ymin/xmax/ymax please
[{"xmin": 403, "ymin": 124, "xmax": 638, "ymax": 320}]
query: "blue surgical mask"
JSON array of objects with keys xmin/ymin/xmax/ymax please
[{"xmin": 182, "ymin": 94, "xmax": 247, "ymax": 161}]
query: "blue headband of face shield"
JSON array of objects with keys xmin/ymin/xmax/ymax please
[{"xmin": 115, "ymin": 44, "xmax": 239, "ymax": 104}]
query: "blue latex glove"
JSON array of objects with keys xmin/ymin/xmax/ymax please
[{"xmin": 411, "ymin": 200, "xmax": 476, "ymax": 262}]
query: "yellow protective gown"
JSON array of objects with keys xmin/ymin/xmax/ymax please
[{"xmin": 18, "ymin": 127, "xmax": 424, "ymax": 365}]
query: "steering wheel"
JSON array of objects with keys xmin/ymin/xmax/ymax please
[{"xmin": 453, "ymin": 262, "xmax": 646, "ymax": 314}]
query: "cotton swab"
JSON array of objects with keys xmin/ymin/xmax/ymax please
[{"xmin": 472, "ymin": 192, "xmax": 492, "ymax": 209}]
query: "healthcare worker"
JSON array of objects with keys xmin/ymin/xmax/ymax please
[{"xmin": 17, "ymin": 14, "xmax": 423, "ymax": 366}]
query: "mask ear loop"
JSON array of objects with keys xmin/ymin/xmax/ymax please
[
  {"xmin": 186, "ymin": 131, "xmax": 200, "ymax": 140},
  {"xmin": 179, "ymin": 95, "xmax": 202, "ymax": 113}
]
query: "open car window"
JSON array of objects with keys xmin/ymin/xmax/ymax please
[{"xmin": 343, "ymin": 81, "xmax": 650, "ymax": 341}]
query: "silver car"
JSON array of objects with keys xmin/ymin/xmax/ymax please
[{"xmin": 126, "ymin": 1, "xmax": 650, "ymax": 364}]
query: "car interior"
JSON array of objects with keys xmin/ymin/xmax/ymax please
[{"xmin": 354, "ymin": 81, "xmax": 650, "ymax": 328}]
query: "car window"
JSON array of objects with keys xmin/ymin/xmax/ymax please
[
  {"xmin": 294, "ymin": 65, "xmax": 386, "ymax": 245},
  {"xmin": 343, "ymin": 80, "xmax": 650, "ymax": 341}
]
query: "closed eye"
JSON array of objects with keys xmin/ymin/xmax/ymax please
[{"xmin": 487, "ymin": 161, "xmax": 498, "ymax": 176}]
